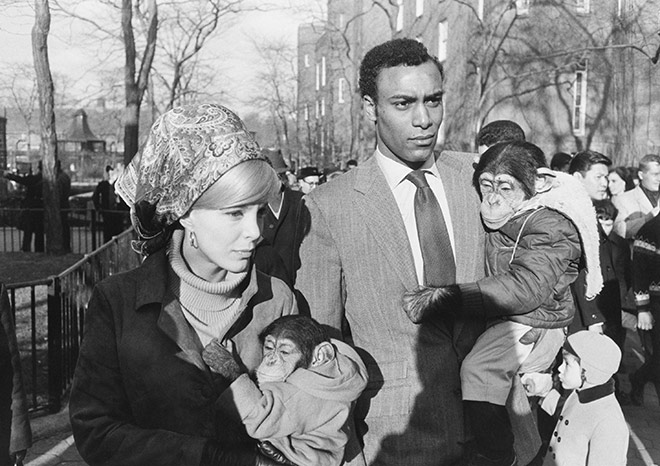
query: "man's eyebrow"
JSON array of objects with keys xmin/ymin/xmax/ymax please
[{"xmin": 425, "ymin": 91, "xmax": 444, "ymax": 100}]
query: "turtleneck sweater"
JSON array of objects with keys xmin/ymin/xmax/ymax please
[{"xmin": 167, "ymin": 229, "xmax": 247, "ymax": 347}]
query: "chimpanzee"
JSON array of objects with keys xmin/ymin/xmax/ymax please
[
  {"xmin": 403, "ymin": 140, "xmax": 603, "ymax": 466},
  {"xmin": 202, "ymin": 315, "xmax": 368, "ymax": 466}
]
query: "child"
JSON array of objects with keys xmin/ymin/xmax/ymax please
[
  {"xmin": 522, "ymin": 331, "xmax": 629, "ymax": 466},
  {"xmin": 202, "ymin": 315, "xmax": 368, "ymax": 466}
]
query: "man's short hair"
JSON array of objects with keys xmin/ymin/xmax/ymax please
[
  {"xmin": 568, "ymin": 150, "xmax": 612, "ymax": 175},
  {"xmin": 358, "ymin": 38, "xmax": 442, "ymax": 101},
  {"xmin": 477, "ymin": 120, "xmax": 526, "ymax": 148},
  {"xmin": 638, "ymin": 154, "xmax": 660, "ymax": 173},
  {"xmin": 550, "ymin": 152, "xmax": 573, "ymax": 171}
]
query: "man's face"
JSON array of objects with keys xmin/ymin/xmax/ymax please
[
  {"xmin": 364, "ymin": 61, "xmax": 444, "ymax": 169},
  {"xmin": 639, "ymin": 162, "xmax": 660, "ymax": 191},
  {"xmin": 299, "ymin": 175, "xmax": 320, "ymax": 194},
  {"xmin": 575, "ymin": 163, "xmax": 609, "ymax": 200}
]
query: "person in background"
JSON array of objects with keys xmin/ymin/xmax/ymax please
[
  {"xmin": 69, "ymin": 104, "xmax": 296, "ymax": 466},
  {"xmin": 629, "ymin": 212, "xmax": 660, "ymax": 406},
  {"xmin": 608, "ymin": 166, "xmax": 635, "ymax": 199},
  {"xmin": 346, "ymin": 159, "xmax": 358, "ymax": 170},
  {"xmin": 550, "ymin": 152, "xmax": 572, "ymax": 173},
  {"xmin": 296, "ymin": 167, "xmax": 321, "ymax": 194},
  {"xmin": 4, "ymin": 162, "xmax": 44, "ymax": 252},
  {"xmin": 56, "ymin": 161, "xmax": 72, "ymax": 253},
  {"xmin": 476, "ymin": 120, "xmax": 526, "ymax": 156},
  {"xmin": 613, "ymin": 154, "xmax": 660, "ymax": 239},
  {"xmin": 0, "ymin": 283, "xmax": 32, "ymax": 466},
  {"xmin": 522, "ymin": 331, "xmax": 628, "ymax": 466},
  {"xmin": 296, "ymin": 38, "xmax": 485, "ymax": 466}
]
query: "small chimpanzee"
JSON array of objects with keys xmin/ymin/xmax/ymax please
[
  {"xmin": 202, "ymin": 315, "xmax": 368, "ymax": 466},
  {"xmin": 403, "ymin": 141, "xmax": 603, "ymax": 466}
]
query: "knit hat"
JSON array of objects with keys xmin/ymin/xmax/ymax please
[
  {"xmin": 297, "ymin": 166, "xmax": 320, "ymax": 180},
  {"xmin": 115, "ymin": 104, "xmax": 265, "ymax": 238},
  {"xmin": 564, "ymin": 331, "xmax": 621, "ymax": 385}
]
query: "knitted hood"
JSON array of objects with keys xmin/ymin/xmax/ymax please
[{"xmin": 519, "ymin": 170, "xmax": 603, "ymax": 299}]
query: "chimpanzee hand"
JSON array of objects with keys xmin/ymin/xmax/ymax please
[
  {"xmin": 202, "ymin": 338, "xmax": 243, "ymax": 382},
  {"xmin": 402, "ymin": 285, "xmax": 462, "ymax": 324}
]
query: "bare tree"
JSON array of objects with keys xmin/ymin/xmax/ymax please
[{"xmin": 32, "ymin": 0, "xmax": 64, "ymax": 253}]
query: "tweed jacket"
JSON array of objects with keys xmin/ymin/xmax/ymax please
[
  {"xmin": 296, "ymin": 152, "xmax": 485, "ymax": 466},
  {"xmin": 69, "ymin": 249, "xmax": 297, "ymax": 466},
  {"xmin": 612, "ymin": 186, "xmax": 657, "ymax": 239}
]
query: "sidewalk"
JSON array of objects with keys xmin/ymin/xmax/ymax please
[{"xmin": 21, "ymin": 331, "xmax": 660, "ymax": 466}]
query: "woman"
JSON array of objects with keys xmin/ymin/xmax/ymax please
[
  {"xmin": 69, "ymin": 104, "xmax": 297, "ymax": 466},
  {"xmin": 608, "ymin": 166, "xmax": 635, "ymax": 199}
]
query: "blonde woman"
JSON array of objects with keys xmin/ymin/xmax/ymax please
[{"xmin": 70, "ymin": 104, "xmax": 296, "ymax": 466}]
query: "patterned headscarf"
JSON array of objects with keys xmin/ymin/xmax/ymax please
[{"xmin": 115, "ymin": 104, "xmax": 265, "ymax": 247}]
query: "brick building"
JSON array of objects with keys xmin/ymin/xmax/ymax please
[{"xmin": 297, "ymin": 0, "xmax": 660, "ymax": 168}]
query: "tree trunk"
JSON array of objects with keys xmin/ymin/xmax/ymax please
[{"xmin": 32, "ymin": 0, "xmax": 63, "ymax": 254}]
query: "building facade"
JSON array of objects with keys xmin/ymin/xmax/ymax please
[{"xmin": 297, "ymin": 0, "xmax": 660, "ymax": 168}]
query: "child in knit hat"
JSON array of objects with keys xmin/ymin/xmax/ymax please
[{"xmin": 522, "ymin": 331, "xmax": 629, "ymax": 466}]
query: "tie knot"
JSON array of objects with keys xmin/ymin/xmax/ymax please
[{"xmin": 406, "ymin": 170, "xmax": 430, "ymax": 189}]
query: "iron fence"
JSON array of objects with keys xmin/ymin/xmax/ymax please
[
  {"xmin": 0, "ymin": 208, "xmax": 130, "ymax": 253},
  {"xmin": 7, "ymin": 228, "xmax": 141, "ymax": 414}
]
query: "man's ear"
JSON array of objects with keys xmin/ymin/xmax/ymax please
[
  {"xmin": 535, "ymin": 168, "xmax": 555, "ymax": 194},
  {"xmin": 310, "ymin": 342, "xmax": 336, "ymax": 368},
  {"xmin": 364, "ymin": 95, "xmax": 377, "ymax": 123},
  {"xmin": 179, "ymin": 214, "xmax": 193, "ymax": 230}
]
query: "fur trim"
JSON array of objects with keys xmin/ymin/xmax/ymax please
[{"xmin": 520, "ymin": 171, "xmax": 603, "ymax": 299}]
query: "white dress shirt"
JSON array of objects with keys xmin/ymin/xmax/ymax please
[{"xmin": 374, "ymin": 149, "xmax": 456, "ymax": 286}]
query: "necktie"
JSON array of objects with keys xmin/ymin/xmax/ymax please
[{"xmin": 406, "ymin": 170, "xmax": 456, "ymax": 286}]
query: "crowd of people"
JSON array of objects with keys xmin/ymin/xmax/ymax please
[{"xmin": 3, "ymin": 37, "xmax": 660, "ymax": 466}]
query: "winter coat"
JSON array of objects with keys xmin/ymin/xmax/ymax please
[
  {"xmin": 219, "ymin": 339, "xmax": 368, "ymax": 466},
  {"xmin": 69, "ymin": 249, "xmax": 297, "ymax": 466}
]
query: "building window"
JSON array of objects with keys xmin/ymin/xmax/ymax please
[
  {"xmin": 304, "ymin": 104, "xmax": 309, "ymax": 121},
  {"xmin": 338, "ymin": 78, "xmax": 346, "ymax": 104},
  {"xmin": 576, "ymin": 0, "xmax": 590, "ymax": 13},
  {"xmin": 396, "ymin": 0, "xmax": 404, "ymax": 31},
  {"xmin": 315, "ymin": 63, "xmax": 320, "ymax": 91},
  {"xmin": 437, "ymin": 21, "xmax": 448, "ymax": 63},
  {"xmin": 321, "ymin": 98, "xmax": 326, "ymax": 117},
  {"xmin": 304, "ymin": 54, "xmax": 310, "ymax": 68},
  {"xmin": 477, "ymin": 0, "xmax": 484, "ymax": 20},
  {"xmin": 321, "ymin": 56, "xmax": 327, "ymax": 87},
  {"xmin": 572, "ymin": 66, "xmax": 588, "ymax": 136},
  {"xmin": 416, "ymin": 0, "xmax": 424, "ymax": 17},
  {"xmin": 516, "ymin": 0, "xmax": 530, "ymax": 15}
]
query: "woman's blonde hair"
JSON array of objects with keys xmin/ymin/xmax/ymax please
[{"xmin": 192, "ymin": 159, "xmax": 280, "ymax": 210}]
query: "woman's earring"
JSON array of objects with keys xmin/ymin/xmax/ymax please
[{"xmin": 189, "ymin": 231, "xmax": 198, "ymax": 249}]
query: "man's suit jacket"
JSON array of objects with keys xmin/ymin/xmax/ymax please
[
  {"xmin": 612, "ymin": 186, "xmax": 657, "ymax": 239},
  {"xmin": 296, "ymin": 152, "xmax": 485, "ymax": 466}
]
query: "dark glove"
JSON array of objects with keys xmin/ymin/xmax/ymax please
[
  {"xmin": 201, "ymin": 441, "xmax": 288, "ymax": 466},
  {"xmin": 258, "ymin": 441, "xmax": 297, "ymax": 465},
  {"xmin": 202, "ymin": 338, "xmax": 243, "ymax": 382},
  {"xmin": 402, "ymin": 285, "xmax": 462, "ymax": 324}
]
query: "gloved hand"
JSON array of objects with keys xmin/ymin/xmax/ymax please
[
  {"xmin": 402, "ymin": 285, "xmax": 462, "ymax": 324},
  {"xmin": 201, "ymin": 441, "xmax": 294, "ymax": 466},
  {"xmin": 521, "ymin": 372, "xmax": 553, "ymax": 398},
  {"xmin": 258, "ymin": 441, "xmax": 297, "ymax": 465},
  {"xmin": 202, "ymin": 338, "xmax": 243, "ymax": 382}
]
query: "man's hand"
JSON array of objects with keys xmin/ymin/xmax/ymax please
[
  {"xmin": 588, "ymin": 323, "xmax": 604, "ymax": 333},
  {"xmin": 402, "ymin": 285, "xmax": 461, "ymax": 324},
  {"xmin": 521, "ymin": 373, "xmax": 553, "ymax": 398},
  {"xmin": 202, "ymin": 338, "xmax": 243, "ymax": 381},
  {"xmin": 637, "ymin": 311, "xmax": 654, "ymax": 331}
]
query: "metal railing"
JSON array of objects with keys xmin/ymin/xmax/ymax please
[
  {"xmin": 7, "ymin": 228, "xmax": 141, "ymax": 414},
  {"xmin": 0, "ymin": 208, "xmax": 130, "ymax": 254}
]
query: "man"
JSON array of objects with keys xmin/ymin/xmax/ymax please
[
  {"xmin": 297, "ymin": 167, "xmax": 321, "ymax": 194},
  {"xmin": 92, "ymin": 165, "xmax": 126, "ymax": 243},
  {"xmin": 56, "ymin": 161, "xmax": 72, "ymax": 252},
  {"xmin": 476, "ymin": 120, "xmax": 525, "ymax": 156},
  {"xmin": 296, "ymin": 38, "xmax": 484, "ymax": 465},
  {"xmin": 613, "ymin": 153, "xmax": 660, "ymax": 239},
  {"xmin": 254, "ymin": 150, "xmax": 307, "ymax": 287},
  {"xmin": 4, "ymin": 162, "xmax": 44, "ymax": 252}
]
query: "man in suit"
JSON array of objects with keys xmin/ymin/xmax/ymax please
[
  {"xmin": 296, "ymin": 38, "xmax": 484, "ymax": 466},
  {"xmin": 613, "ymin": 153, "xmax": 660, "ymax": 239}
]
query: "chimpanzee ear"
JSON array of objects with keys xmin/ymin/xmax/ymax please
[
  {"xmin": 310, "ymin": 342, "xmax": 336, "ymax": 367},
  {"xmin": 535, "ymin": 168, "xmax": 555, "ymax": 194}
]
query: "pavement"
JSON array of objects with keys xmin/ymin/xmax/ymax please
[{"xmin": 21, "ymin": 331, "xmax": 660, "ymax": 466}]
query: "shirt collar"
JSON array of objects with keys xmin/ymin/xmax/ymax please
[
  {"xmin": 577, "ymin": 378, "xmax": 615, "ymax": 403},
  {"xmin": 374, "ymin": 148, "xmax": 440, "ymax": 190}
]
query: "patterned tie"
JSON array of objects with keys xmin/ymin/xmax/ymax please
[{"xmin": 406, "ymin": 170, "xmax": 456, "ymax": 286}]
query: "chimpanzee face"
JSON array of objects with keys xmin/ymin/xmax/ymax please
[
  {"xmin": 255, "ymin": 335, "xmax": 304, "ymax": 385},
  {"xmin": 478, "ymin": 172, "xmax": 528, "ymax": 230}
]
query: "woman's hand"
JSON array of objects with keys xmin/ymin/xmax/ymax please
[{"xmin": 202, "ymin": 338, "xmax": 243, "ymax": 382}]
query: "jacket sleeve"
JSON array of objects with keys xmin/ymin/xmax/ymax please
[
  {"xmin": 460, "ymin": 211, "xmax": 581, "ymax": 318},
  {"xmin": 632, "ymin": 224, "xmax": 656, "ymax": 312},
  {"xmin": 295, "ymin": 195, "xmax": 345, "ymax": 338},
  {"xmin": 69, "ymin": 286, "xmax": 208, "ymax": 466},
  {"xmin": 613, "ymin": 193, "xmax": 655, "ymax": 240}
]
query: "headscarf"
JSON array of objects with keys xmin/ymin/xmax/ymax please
[{"xmin": 115, "ymin": 103, "xmax": 265, "ymax": 255}]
